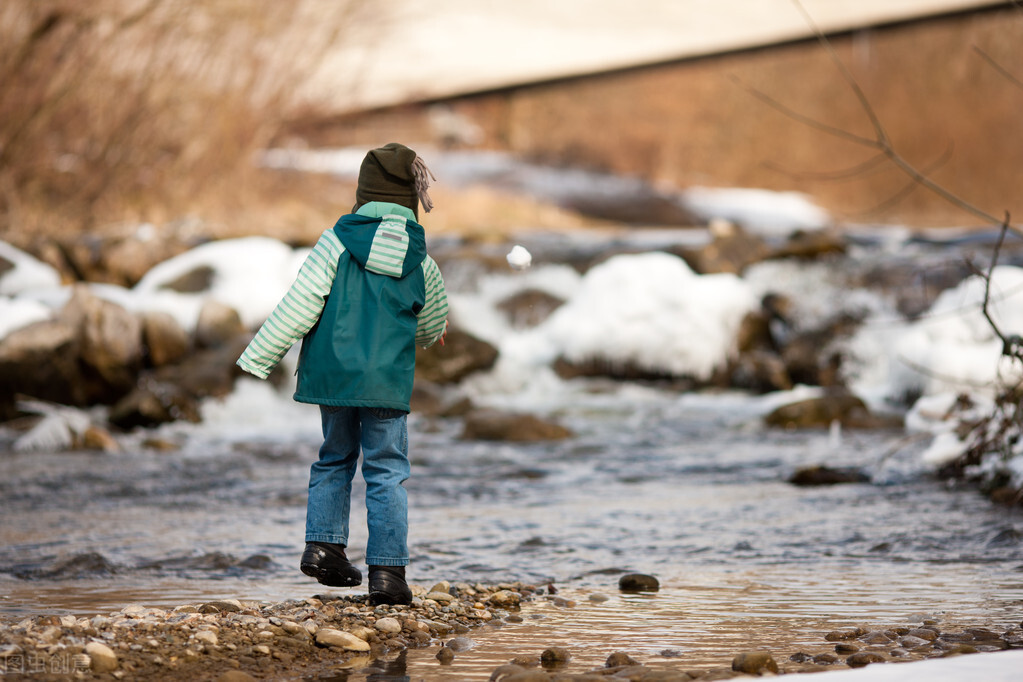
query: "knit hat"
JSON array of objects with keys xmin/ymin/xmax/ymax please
[{"xmin": 353, "ymin": 142, "xmax": 435, "ymax": 220}]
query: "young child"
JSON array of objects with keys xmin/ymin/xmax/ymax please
[{"xmin": 237, "ymin": 143, "xmax": 448, "ymax": 605}]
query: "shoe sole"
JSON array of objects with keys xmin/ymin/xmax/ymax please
[{"xmin": 301, "ymin": 562, "xmax": 362, "ymax": 588}]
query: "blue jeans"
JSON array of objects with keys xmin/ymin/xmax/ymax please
[{"xmin": 305, "ymin": 406, "xmax": 410, "ymax": 567}]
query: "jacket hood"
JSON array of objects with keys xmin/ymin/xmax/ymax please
[{"xmin": 334, "ymin": 211, "xmax": 426, "ymax": 279}]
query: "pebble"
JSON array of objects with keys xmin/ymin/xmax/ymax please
[
  {"xmin": 847, "ymin": 652, "xmax": 886, "ymax": 667},
  {"xmin": 618, "ymin": 573, "xmax": 660, "ymax": 592},
  {"xmin": 374, "ymin": 617, "xmax": 402, "ymax": 634},
  {"xmin": 315, "ymin": 627, "xmax": 373, "ymax": 652},
  {"xmin": 85, "ymin": 641, "xmax": 119, "ymax": 673}
]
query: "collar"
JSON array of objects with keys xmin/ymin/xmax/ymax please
[{"xmin": 355, "ymin": 202, "xmax": 416, "ymax": 221}]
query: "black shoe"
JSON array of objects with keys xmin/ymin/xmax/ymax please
[
  {"xmin": 300, "ymin": 542, "xmax": 362, "ymax": 587},
  {"xmin": 368, "ymin": 565, "xmax": 412, "ymax": 606}
]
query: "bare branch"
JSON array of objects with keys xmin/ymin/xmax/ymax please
[
  {"xmin": 763, "ymin": 151, "xmax": 889, "ymax": 182},
  {"xmin": 973, "ymin": 45, "xmax": 1023, "ymax": 91}
]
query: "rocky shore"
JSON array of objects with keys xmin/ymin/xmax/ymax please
[{"xmin": 2, "ymin": 574, "xmax": 1021, "ymax": 681}]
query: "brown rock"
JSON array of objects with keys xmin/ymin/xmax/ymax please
[
  {"xmin": 764, "ymin": 390, "xmax": 881, "ymax": 429},
  {"xmin": 789, "ymin": 465, "xmax": 870, "ymax": 486},
  {"xmin": 496, "ymin": 289, "xmax": 565, "ymax": 329},
  {"xmin": 108, "ymin": 380, "xmax": 201, "ymax": 429},
  {"xmin": 846, "ymin": 652, "xmax": 886, "ymax": 668},
  {"xmin": 540, "ymin": 646, "xmax": 572, "ymax": 666},
  {"xmin": 62, "ymin": 286, "xmax": 143, "ymax": 397},
  {"xmin": 416, "ymin": 327, "xmax": 499, "ymax": 384},
  {"xmin": 195, "ymin": 300, "xmax": 245, "ymax": 349},
  {"xmin": 619, "ymin": 574, "xmax": 660, "ymax": 592},
  {"xmin": 142, "ymin": 311, "xmax": 190, "ymax": 367},
  {"xmin": 678, "ymin": 221, "xmax": 771, "ymax": 275},
  {"xmin": 0, "ymin": 319, "xmax": 84, "ymax": 410},
  {"xmin": 731, "ymin": 650, "xmax": 778, "ymax": 675},
  {"xmin": 606, "ymin": 652, "xmax": 641, "ymax": 667},
  {"xmin": 460, "ymin": 409, "xmax": 573, "ymax": 442}
]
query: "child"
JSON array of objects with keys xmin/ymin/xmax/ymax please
[{"xmin": 237, "ymin": 143, "xmax": 448, "ymax": 605}]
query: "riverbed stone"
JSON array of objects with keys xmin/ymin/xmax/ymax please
[
  {"xmin": 618, "ymin": 573, "xmax": 660, "ymax": 592},
  {"xmin": 315, "ymin": 628, "xmax": 370, "ymax": 651},
  {"xmin": 460, "ymin": 409, "xmax": 574, "ymax": 442},
  {"xmin": 85, "ymin": 640, "xmax": 119, "ymax": 672},
  {"xmin": 606, "ymin": 651, "xmax": 641, "ymax": 667},
  {"xmin": 834, "ymin": 642, "xmax": 859, "ymax": 654},
  {"xmin": 374, "ymin": 617, "xmax": 402, "ymax": 634},
  {"xmin": 436, "ymin": 646, "xmax": 455, "ymax": 664},
  {"xmin": 731, "ymin": 650, "xmax": 778, "ymax": 674},
  {"xmin": 846, "ymin": 651, "xmax": 886, "ymax": 667},
  {"xmin": 540, "ymin": 646, "xmax": 572, "ymax": 666}
]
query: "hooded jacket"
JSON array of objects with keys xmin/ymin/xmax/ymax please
[{"xmin": 237, "ymin": 202, "xmax": 448, "ymax": 411}]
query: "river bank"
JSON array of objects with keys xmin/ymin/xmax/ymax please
[{"xmin": 2, "ymin": 576, "xmax": 1021, "ymax": 681}]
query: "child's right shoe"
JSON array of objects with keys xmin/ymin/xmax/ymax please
[{"xmin": 300, "ymin": 542, "xmax": 362, "ymax": 587}]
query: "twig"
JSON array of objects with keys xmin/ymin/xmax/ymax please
[{"xmin": 973, "ymin": 46, "xmax": 1023, "ymax": 91}]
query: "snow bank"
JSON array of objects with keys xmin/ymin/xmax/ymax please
[
  {"xmin": 680, "ymin": 186, "xmax": 831, "ymax": 236},
  {"xmin": 133, "ymin": 237, "xmax": 306, "ymax": 331},
  {"xmin": 543, "ymin": 252, "xmax": 756, "ymax": 379},
  {"xmin": 0, "ymin": 241, "xmax": 61, "ymax": 296},
  {"xmin": 847, "ymin": 265, "xmax": 1023, "ymax": 407}
]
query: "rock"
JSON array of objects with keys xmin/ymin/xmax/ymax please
[
  {"xmin": 834, "ymin": 642, "xmax": 859, "ymax": 654},
  {"xmin": 461, "ymin": 409, "xmax": 573, "ymax": 442},
  {"xmin": 496, "ymin": 289, "xmax": 565, "ymax": 329},
  {"xmin": 540, "ymin": 646, "xmax": 572, "ymax": 666},
  {"xmin": 825, "ymin": 629, "xmax": 862, "ymax": 641},
  {"xmin": 429, "ymin": 580, "xmax": 452, "ymax": 594},
  {"xmin": 436, "ymin": 646, "xmax": 455, "ymax": 664},
  {"xmin": 906, "ymin": 628, "xmax": 939, "ymax": 642},
  {"xmin": 606, "ymin": 652, "xmax": 641, "ymax": 667},
  {"xmin": 446, "ymin": 636, "xmax": 474, "ymax": 652},
  {"xmin": 846, "ymin": 652, "xmax": 886, "ymax": 667},
  {"xmin": 769, "ymin": 229, "xmax": 846, "ymax": 261},
  {"xmin": 415, "ymin": 327, "xmax": 499, "ymax": 384},
  {"xmin": 218, "ymin": 672, "xmax": 258, "ymax": 682},
  {"xmin": 195, "ymin": 300, "xmax": 245, "ymax": 349},
  {"xmin": 618, "ymin": 573, "xmax": 660, "ymax": 592},
  {"xmin": 375, "ymin": 617, "xmax": 402, "ymax": 634},
  {"xmin": 80, "ymin": 425, "xmax": 120, "ymax": 452},
  {"xmin": 899, "ymin": 635, "xmax": 932, "ymax": 649},
  {"xmin": 729, "ymin": 349, "xmax": 792, "ymax": 393},
  {"xmin": 789, "ymin": 465, "xmax": 870, "ymax": 486},
  {"xmin": 813, "ymin": 653, "xmax": 840, "ymax": 664},
  {"xmin": 764, "ymin": 391, "xmax": 876, "ymax": 429},
  {"xmin": 161, "ymin": 264, "xmax": 216, "ymax": 293},
  {"xmin": 85, "ymin": 641, "xmax": 118, "ymax": 673},
  {"xmin": 0, "ymin": 319, "xmax": 84, "ymax": 410},
  {"xmin": 731, "ymin": 650, "xmax": 778, "ymax": 674},
  {"xmin": 425, "ymin": 591, "xmax": 456, "ymax": 604},
  {"xmin": 108, "ymin": 379, "xmax": 201, "ymax": 429},
  {"xmin": 676, "ymin": 220, "xmax": 771, "ymax": 275},
  {"xmin": 490, "ymin": 663, "xmax": 528, "ymax": 680},
  {"xmin": 489, "ymin": 590, "xmax": 522, "ymax": 607},
  {"xmin": 943, "ymin": 644, "xmax": 980, "ymax": 656},
  {"xmin": 194, "ymin": 630, "xmax": 218, "ymax": 646},
  {"xmin": 315, "ymin": 627, "xmax": 371, "ymax": 651},
  {"xmin": 62, "ymin": 285, "xmax": 143, "ymax": 398},
  {"xmin": 142, "ymin": 311, "xmax": 190, "ymax": 367}
]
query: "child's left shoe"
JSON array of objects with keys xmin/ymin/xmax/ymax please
[{"xmin": 368, "ymin": 566, "xmax": 412, "ymax": 605}]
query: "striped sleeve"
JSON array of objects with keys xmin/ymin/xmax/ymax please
[
  {"xmin": 416, "ymin": 255, "xmax": 449, "ymax": 348},
  {"xmin": 237, "ymin": 229, "xmax": 344, "ymax": 379}
]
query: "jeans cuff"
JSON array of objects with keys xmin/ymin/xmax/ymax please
[
  {"xmin": 306, "ymin": 534, "xmax": 348, "ymax": 545},
  {"xmin": 366, "ymin": 558, "xmax": 408, "ymax": 567}
]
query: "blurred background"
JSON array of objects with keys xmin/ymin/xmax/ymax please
[{"xmin": 1, "ymin": 0, "xmax": 1020, "ymax": 254}]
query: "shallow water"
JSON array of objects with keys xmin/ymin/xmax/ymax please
[{"xmin": 3, "ymin": 384, "xmax": 1023, "ymax": 680}]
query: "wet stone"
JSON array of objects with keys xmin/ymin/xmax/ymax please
[
  {"xmin": 436, "ymin": 646, "xmax": 455, "ymax": 664},
  {"xmin": 731, "ymin": 651, "xmax": 778, "ymax": 674},
  {"xmin": 846, "ymin": 651, "xmax": 886, "ymax": 667},
  {"xmin": 906, "ymin": 628, "xmax": 939, "ymax": 641},
  {"xmin": 825, "ymin": 628, "xmax": 861, "ymax": 641},
  {"xmin": 618, "ymin": 573, "xmax": 660, "ymax": 592},
  {"xmin": 835, "ymin": 642, "xmax": 859, "ymax": 654},
  {"xmin": 540, "ymin": 646, "xmax": 573, "ymax": 666},
  {"xmin": 606, "ymin": 651, "xmax": 641, "ymax": 667},
  {"xmin": 813, "ymin": 653, "xmax": 840, "ymax": 664}
]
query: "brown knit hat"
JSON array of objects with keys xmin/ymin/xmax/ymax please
[{"xmin": 353, "ymin": 142, "xmax": 434, "ymax": 220}]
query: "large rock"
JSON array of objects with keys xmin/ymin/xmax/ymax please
[
  {"xmin": 141, "ymin": 311, "xmax": 190, "ymax": 367},
  {"xmin": 195, "ymin": 300, "xmax": 245, "ymax": 349},
  {"xmin": 61, "ymin": 286, "xmax": 143, "ymax": 400},
  {"xmin": 678, "ymin": 220, "xmax": 772, "ymax": 275},
  {"xmin": 108, "ymin": 379, "xmax": 201, "ymax": 429},
  {"xmin": 460, "ymin": 409, "xmax": 573, "ymax": 442},
  {"xmin": 416, "ymin": 327, "xmax": 498, "ymax": 384},
  {"xmin": 496, "ymin": 289, "xmax": 565, "ymax": 329},
  {"xmin": 0, "ymin": 319, "xmax": 83, "ymax": 414},
  {"xmin": 764, "ymin": 390, "xmax": 903, "ymax": 429}
]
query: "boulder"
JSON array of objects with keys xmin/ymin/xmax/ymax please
[
  {"xmin": 618, "ymin": 574, "xmax": 660, "ymax": 592},
  {"xmin": 141, "ymin": 311, "xmax": 190, "ymax": 367},
  {"xmin": 0, "ymin": 319, "xmax": 84, "ymax": 413},
  {"xmin": 416, "ymin": 327, "xmax": 499, "ymax": 384},
  {"xmin": 768, "ymin": 229, "xmax": 846, "ymax": 261},
  {"xmin": 460, "ymin": 410, "xmax": 573, "ymax": 442},
  {"xmin": 496, "ymin": 289, "xmax": 565, "ymax": 329},
  {"xmin": 108, "ymin": 379, "xmax": 201, "ymax": 429},
  {"xmin": 61, "ymin": 286, "xmax": 143, "ymax": 400},
  {"xmin": 764, "ymin": 390, "xmax": 902, "ymax": 429},
  {"xmin": 195, "ymin": 300, "xmax": 245, "ymax": 349}
]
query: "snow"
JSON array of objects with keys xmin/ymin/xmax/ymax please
[
  {"xmin": 542, "ymin": 252, "xmax": 757, "ymax": 379},
  {"xmin": 681, "ymin": 186, "xmax": 832, "ymax": 235},
  {"xmin": 0, "ymin": 241, "xmax": 61, "ymax": 296},
  {"xmin": 785, "ymin": 649, "xmax": 1023, "ymax": 682},
  {"xmin": 847, "ymin": 266, "xmax": 1023, "ymax": 407}
]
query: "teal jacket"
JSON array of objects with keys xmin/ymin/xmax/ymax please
[{"xmin": 237, "ymin": 202, "xmax": 448, "ymax": 411}]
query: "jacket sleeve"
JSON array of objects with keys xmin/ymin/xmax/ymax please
[
  {"xmin": 237, "ymin": 230, "xmax": 344, "ymax": 379},
  {"xmin": 415, "ymin": 255, "xmax": 449, "ymax": 348}
]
